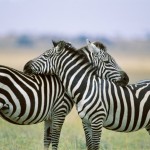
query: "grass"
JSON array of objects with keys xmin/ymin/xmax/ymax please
[
  {"xmin": 0, "ymin": 108, "xmax": 150, "ymax": 150},
  {"xmin": 0, "ymin": 119, "xmax": 43, "ymax": 150}
]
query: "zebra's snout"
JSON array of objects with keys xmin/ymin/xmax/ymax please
[
  {"xmin": 23, "ymin": 61, "xmax": 33, "ymax": 74},
  {"xmin": 116, "ymin": 71, "xmax": 129, "ymax": 86}
]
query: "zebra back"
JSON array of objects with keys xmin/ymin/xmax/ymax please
[{"xmin": 0, "ymin": 65, "xmax": 71, "ymax": 125}]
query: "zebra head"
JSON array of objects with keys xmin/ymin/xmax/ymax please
[
  {"xmin": 24, "ymin": 41, "xmax": 76, "ymax": 75},
  {"xmin": 84, "ymin": 39, "xmax": 129, "ymax": 86},
  {"xmin": 23, "ymin": 49, "xmax": 54, "ymax": 75}
]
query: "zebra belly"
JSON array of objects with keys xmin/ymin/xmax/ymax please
[
  {"xmin": 103, "ymin": 81, "xmax": 150, "ymax": 132},
  {"xmin": 0, "ymin": 114, "xmax": 44, "ymax": 125},
  {"xmin": 103, "ymin": 108, "xmax": 150, "ymax": 132},
  {"xmin": 0, "ymin": 110, "xmax": 46, "ymax": 125}
]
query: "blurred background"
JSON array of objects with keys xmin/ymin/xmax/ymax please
[
  {"xmin": 0, "ymin": 0, "xmax": 150, "ymax": 149},
  {"xmin": 0, "ymin": 0, "xmax": 150, "ymax": 83}
]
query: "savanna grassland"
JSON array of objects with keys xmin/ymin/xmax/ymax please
[
  {"xmin": 0, "ymin": 40, "xmax": 150, "ymax": 150},
  {"xmin": 0, "ymin": 106, "xmax": 150, "ymax": 150}
]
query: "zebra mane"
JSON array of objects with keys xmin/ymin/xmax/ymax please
[
  {"xmin": 55, "ymin": 40, "xmax": 91, "ymax": 63},
  {"xmin": 56, "ymin": 40, "xmax": 99, "ymax": 76}
]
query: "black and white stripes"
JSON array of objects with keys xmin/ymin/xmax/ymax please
[
  {"xmin": 24, "ymin": 40, "xmax": 142, "ymax": 150},
  {"xmin": 0, "ymin": 40, "xmax": 129, "ymax": 150},
  {"xmin": 0, "ymin": 65, "xmax": 73, "ymax": 150}
]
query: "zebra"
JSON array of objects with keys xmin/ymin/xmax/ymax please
[
  {"xmin": 23, "ymin": 40, "xmax": 150, "ymax": 150},
  {"xmin": 0, "ymin": 65, "xmax": 74, "ymax": 150}
]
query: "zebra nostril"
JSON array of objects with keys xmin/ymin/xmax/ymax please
[{"xmin": 116, "ymin": 71, "xmax": 129, "ymax": 86}]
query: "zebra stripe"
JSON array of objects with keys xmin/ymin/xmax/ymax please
[
  {"xmin": 23, "ymin": 40, "xmax": 135, "ymax": 150},
  {"xmin": 0, "ymin": 65, "xmax": 73, "ymax": 150},
  {"xmin": 102, "ymin": 80, "xmax": 150, "ymax": 131},
  {"xmin": 77, "ymin": 40, "xmax": 129, "ymax": 86}
]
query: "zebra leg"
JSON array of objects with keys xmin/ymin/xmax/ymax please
[
  {"xmin": 82, "ymin": 120, "xmax": 93, "ymax": 150},
  {"xmin": 44, "ymin": 120, "xmax": 52, "ymax": 150},
  {"xmin": 51, "ymin": 115, "xmax": 65, "ymax": 150},
  {"xmin": 91, "ymin": 122, "xmax": 103, "ymax": 150}
]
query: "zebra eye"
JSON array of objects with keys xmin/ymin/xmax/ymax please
[
  {"xmin": 43, "ymin": 51, "xmax": 50, "ymax": 58},
  {"xmin": 103, "ymin": 56, "xmax": 109, "ymax": 63},
  {"xmin": 103, "ymin": 60, "xmax": 109, "ymax": 63},
  {"xmin": 45, "ymin": 54, "xmax": 49, "ymax": 58},
  {"xmin": 93, "ymin": 52, "xmax": 98, "ymax": 57},
  {"xmin": 56, "ymin": 47, "xmax": 62, "ymax": 53}
]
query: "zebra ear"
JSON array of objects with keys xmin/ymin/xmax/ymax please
[
  {"xmin": 86, "ymin": 39, "xmax": 99, "ymax": 54},
  {"xmin": 86, "ymin": 39, "xmax": 93, "ymax": 52},
  {"xmin": 86, "ymin": 39, "xmax": 91, "ymax": 45},
  {"xmin": 52, "ymin": 40, "xmax": 58, "ymax": 47}
]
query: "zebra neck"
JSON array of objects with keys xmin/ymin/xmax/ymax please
[
  {"xmin": 54, "ymin": 50, "xmax": 98, "ymax": 103},
  {"xmin": 57, "ymin": 63, "xmax": 97, "ymax": 103}
]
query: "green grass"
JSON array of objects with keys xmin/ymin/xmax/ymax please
[
  {"xmin": 0, "ymin": 108, "xmax": 150, "ymax": 150},
  {"xmin": 101, "ymin": 129, "xmax": 150, "ymax": 150},
  {"xmin": 0, "ymin": 119, "xmax": 43, "ymax": 150}
]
